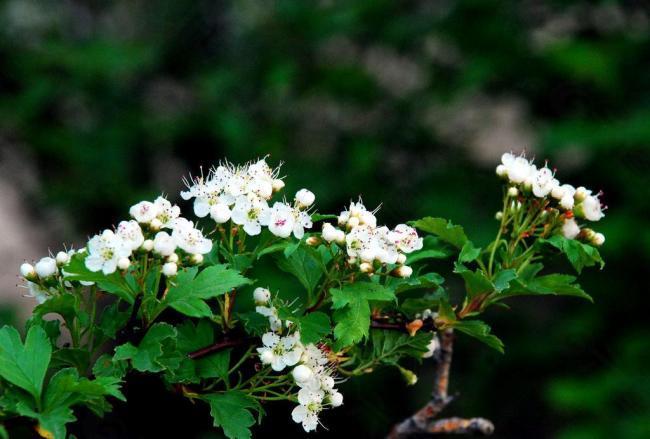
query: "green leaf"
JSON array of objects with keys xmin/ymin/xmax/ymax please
[
  {"xmin": 33, "ymin": 294, "xmax": 79, "ymax": 329},
  {"xmin": 542, "ymin": 235, "xmax": 604, "ymax": 274},
  {"xmin": 256, "ymin": 242, "xmax": 288, "ymax": 259},
  {"xmin": 0, "ymin": 325, "xmax": 52, "ymax": 401},
  {"xmin": 297, "ymin": 312, "xmax": 331, "ymax": 344},
  {"xmin": 164, "ymin": 265, "xmax": 252, "ymax": 318},
  {"xmin": 62, "ymin": 253, "xmax": 135, "ymax": 304},
  {"xmin": 44, "ymin": 368, "xmax": 125, "ymax": 409},
  {"xmin": 391, "ymin": 272, "xmax": 445, "ymax": 294},
  {"xmin": 451, "ymin": 320, "xmax": 504, "ymax": 353},
  {"xmin": 454, "ymin": 264, "xmax": 493, "ymax": 299},
  {"xmin": 113, "ymin": 323, "xmax": 177, "ymax": 372},
  {"xmin": 311, "ymin": 213, "xmax": 338, "ymax": 222},
  {"xmin": 493, "ymin": 269, "xmax": 518, "ymax": 292},
  {"xmin": 276, "ymin": 245, "xmax": 325, "ymax": 294},
  {"xmin": 367, "ymin": 330, "xmax": 432, "ymax": 364},
  {"xmin": 500, "ymin": 273, "xmax": 592, "ymax": 302},
  {"xmin": 331, "ymin": 283, "xmax": 395, "ymax": 347},
  {"xmin": 50, "ymin": 349, "xmax": 90, "ymax": 373},
  {"xmin": 458, "ymin": 241, "xmax": 481, "ymax": 263},
  {"xmin": 411, "ymin": 217, "xmax": 468, "ymax": 249},
  {"xmin": 204, "ymin": 391, "xmax": 261, "ymax": 439},
  {"xmin": 92, "ymin": 354, "xmax": 128, "ymax": 380},
  {"xmin": 237, "ymin": 312, "xmax": 269, "ymax": 337}
]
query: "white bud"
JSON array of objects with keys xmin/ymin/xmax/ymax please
[
  {"xmin": 329, "ymin": 391, "xmax": 344, "ymax": 407},
  {"xmin": 35, "ymin": 257, "xmax": 57, "ymax": 278},
  {"xmin": 592, "ymin": 232, "xmax": 605, "ymax": 246},
  {"xmin": 347, "ymin": 216, "xmax": 360, "ymax": 228},
  {"xmin": 321, "ymin": 376, "xmax": 335, "ymax": 391},
  {"xmin": 507, "ymin": 186, "xmax": 518, "ymax": 197},
  {"xmin": 575, "ymin": 186, "xmax": 590, "ymax": 202},
  {"xmin": 150, "ymin": 218, "xmax": 163, "ymax": 231},
  {"xmin": 167, "ymin": 253, "xmax": 179, "ymax": 263},
  {"xmin": 295, "ymin": 189, "xmax": 315, "ymax": 208},
  {"xmin": 396, "ymin": 253, "xmax": 407, "ymax": 264},
  {"xmin": 347, "ymin": 256, "xmax": 357, "ymax": 265},
  {"xmin": 55, "ymin": 251, "xmax": 69, "ymax": 266},
  {"xmin": 20, "ymin": 263, "xmax": 36, "ymax": 279},
  {"xmin": 393, "ymin": 265, "xmax": 413, "ymax": 278},
  {"xmin": 253, "ymin": 287, "xmax": 271, "ymax": 305},
  {"xmin": 292, "ymin": 364, "xmax": 313, "ymax": 383},
  {"xmin": 117, "ymin": 257, "xmax": 131, "ymax": 270},
  {"xmin": 210, "ymin": 203, "xmax": 232, "ymax": 224},
  {"xmin": 162, "ymin": 262, "xmax": 178, "ymax": 277},
  {"xmin": 260, "ymin": 350, "xmax": 274, "ymax": 364},
  {"xmin": 359, "ymin": 262, "xmax": 374, "ymax": 274},
  {"xmin": 562, "ymin": 218, "xmax": 580, "ymax": 240},
  {"xmin": 272, "ymin": 179, "xmax": 285, "ymax": 192},
  {"xmin": 191, "ymin": 253, "xmax": 204, "ymax": 265},
  {"xmin": 306, "ymin": 236, "xmax": 321, "ymax": 246},
  {"xmin": 551, "ymin": 185, "xmax": 565, "ymax": 200},
  {"xmin": 495, "ymin": 211, "xmax": 503, "ymax": 220},
  {"xmin": 321, "ymin": 223, "xmax": 339, "ymax": 242},
  {"xmin": 496, "ymin": 164, "xmax": 508, "ymax": 178},
  {"xmin": 142, "ymin": 239, "xmax": 154, "ymax": 252},
  {"xmin": 334, "ymin": 230, "xmax": 346, "ymax": 244}
]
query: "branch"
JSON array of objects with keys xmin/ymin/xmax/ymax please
[
  {"xmin": 387, "ymin": 329, "xmax": 494, "ymax": 437},
  {"xmin": 187, "ymin": 338, "xmax": 248, "ymax": 360}
]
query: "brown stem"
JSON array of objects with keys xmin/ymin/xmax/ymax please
[
  {"xmin": 187, "ymin": 338, "xmax": 248, "ymax": 360},
  {"xmin": 387, "ymin": 329, "xmax": 493, "ymax": 437}
]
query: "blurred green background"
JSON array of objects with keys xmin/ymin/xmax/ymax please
[{"xmin": 0, "ymin": 0, "xmax": 649, "ymax": 438}]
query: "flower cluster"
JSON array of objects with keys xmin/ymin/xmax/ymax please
[
  {"xmin": 497, "ymin": 152, "xmax": 606, "ymax": 246},
  {"xmin": 180, "ymin": 158, "xmax": 315, "ymax": 238},
  {"xmin": 319, "ymin": 200, "xmax": 422, "ymax": 276},
  {"xmin": 254, "ymin": 289, "xmax": 343, "ymax": 432}
]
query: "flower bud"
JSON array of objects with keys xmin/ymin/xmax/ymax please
[
  {"xmin": 399, "ymin": 367, "xmax": 418, "ymax": 386},
  {"xmin": 20, "ymin": 263, "xmax": 36, "ymax": 279},
  {"xmin": 592, "ymin": 232, "xmax": 605, "ymax": 246},
  {"xmin": 272, "ymin": 179, "xmax": 285, "ymax": 193},
  {"xmin": 422, "ymin": 334, "xmax": 440, "ymax": 359},
  {"xmin": 575, "ymin": 186, "xmax": 590, "ymax": 202},
  {"xmin": 35, "ymin": 257, "xmax": 57, "ymax": 278},
  {"xmin": 142, "ymin": 239, "xmax": 154, "ymax": 252},
  {"xmin": 260, "ymin": 350, "xmax": 274, "ymax": 364},
  {"xmin": 167, "ymin": 253, "xmax": 179, "ymax": 263},
  {"xmin": 334, "ymin": 230, "xmax": 346, "ymax": 244},
  {"xmin": 162, "ymin": 262, "xmax": 178, "ymax": 277},
  {"xmin": 561, "ymin": 218, "xmax": 580, "ymax": 240},
  {"xmin": 306, "ymin": 236, "xmax": 321, "ymax": 246},
  {"xmin": 117, "ymin": 257, "xmax": 131, "ymax": 270},
  {"xmin": 551, "ymin": 185, "xmax": 565, "ymax": 200},
  {"xmin": 396, "ymin": 253, "xmax": 407, "ymax": 264},
  {"xmin": 253, "ymin": 287, "xmax": 271, "ymax": 305},
  {"xmin": 292, "ymin": 364, "xmax": 313, "ymax": 383},
  {"xmin": 507, "ymin": 187, "xmax": 518, "ymax": 197},
  {"xmin": 496, "ymin": 164, "xmax": 508, "ymax": 178},
  {"xmin": 190, "ymin": 253, "xmax": 204, "ymax": 265},
  {"xmin": 149, "ymin": 218, "xmax": 163, "ymax": 231},
  {"xmin": 210, "ymin": 203, "xmax": 232, "ymax": 224},
  {"xmin": 347, "ymin": 216, "xmax": 360, "ymax": 228},
  {"xmin": 322, "ymin": 223, "xmax": 339, "ymax": 242},
  {"xmin": 347, "ymin": 256, "xmax": 357, "ymax": 265},
  {"xmin": 495, "ymin": 211, "xmax": 503, "ymax": 221},
  {"xmin": 392, "ymin": 265, "xmax": 413, "ymax": 278},
  {"xmin": 295, "ymin": 189, "xmax": 315, "ymax": 208},
  {"xmin": 359, "ymin": 262, "xmax": 373, "ymax": 274},
  {"xmin": 321, "ymin": 376, "xmax": 335, "ymax": 391},
  {"xmin": 55, "ymin": 251, "xmax": 69, "ymax": 266},
  {"xmin": 329, "ymin": 391, "xmax": 344, "ymax": 407}
]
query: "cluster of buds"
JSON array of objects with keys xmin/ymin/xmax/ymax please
[{"xmin": 496, "ymin": 152, "xmax": 606, "ymax": 246}]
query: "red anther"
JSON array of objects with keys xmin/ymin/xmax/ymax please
[{"xmin": 565, "ymin": 211, "xmax": 574, "ymax": 219}]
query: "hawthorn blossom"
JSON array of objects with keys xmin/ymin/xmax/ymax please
[
  {"xmin": 231, "ymin": 196, "xmax": 270, "ymax": 236},
  {"xmin": 532, "ymin": 166, "xmax": 557, "ymax": 198},
  {"xmin": 256, "ymin": 305, "xmax": 282, "ymax": 332},
  {"xmin": 292, "ymin": 389, "xmax": 324, "ymax": 432},
  {"xmin": 578, "ymin": 195, "xmax": 605, "ymax": 222},
  {"xmin": 153, "ymin": 231, "xmax": 176, "ymax": 256},
  {"xmin": 153, "ymin": 196, "xmax": 181, "ymax": 229},
  {"xmin": 171, "ymin": 218, "xmax": 212, "ymax": 254},
  {"xmin": 116, "ymin": 220, "xmax": 145, "ymax": 251},
  {"xmin": 35, "ymin": 257, "xmax": 57, "ymax": 278},
  {"xmin": 257, "ymin": 332, "xmax": 303, "ymax": 371},
  {"xmin": 390, "ymin": 224, "xmax": 423, "ymax": 253},
  {"xmin": 267, "ymin": 202, "xmax": 295, "ymax": 238},
  {"xmin": 129, "ymin": 201, "xmax": 157, "ymax": 224},
  {"xmin": 562, "ymin": 218, "xmax": 580, "ymax": 240},
  {"xmin": 85, "ymin": 230, "xmax": 131, "ymax": 275},
  {"xmin": 295, "ymin": 189, "xmax": 315, "ymax": 208}
]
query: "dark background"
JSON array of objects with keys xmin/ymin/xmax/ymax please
[{"xmin": 0, "ymin": 1, "xmax": 649, "ymax": 438}]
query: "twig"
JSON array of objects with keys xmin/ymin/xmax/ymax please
[
  {"xmin": 188, "ymin": 338, "xmax": 248, "ymax": 360},
  {"xmin": 387, "ymin": 329, "xmax": 494, "ymax": 437}
]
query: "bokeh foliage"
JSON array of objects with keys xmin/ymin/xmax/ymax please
[{"xmin": 1, "ymin": 0, "xmax": 649, "ymax": 437}]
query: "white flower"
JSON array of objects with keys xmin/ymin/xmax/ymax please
[
  {"xmin": 339, "ymin": 200, "xmax": 377, "ymax": 228},
  {"xmin": 293, "ymin": 211, "xmax": 313, "ymax": 239},
  {"xmin": 117, "ymin": 257, "xmax": 131, "ymax": 270},
  {"xmin": 506, "ymin": 156, "xmax": 533, "ymax": 184},
  {"xmin": 253, "ymin": 287, "xmax": 271, "ymax": 305},
  {"xmin": 578, "ymin": 195, "xmax": 604, "ymax": 222},
  {"xmin": 142, "ymin": 239, "xmax": 154, "ymax": 252},
  {"xmin": 561, "ymin": 218, "xmax": 580, "ymax": 240},
  {"xmin": 171, "ymin": 218, "xmax": 212, "ymax": 254},
  {"xmin": 301, "ymin": 344, "xmax": 329, "ymax": 369},
  {"xmin": 267, "ymin": 202, "xmax": 296, "ymax": 238},
  {"xmin": 256, "ymin": 332, "xmax": 303, "ymax": 372},
  {"xmin": 129, "ymin": 201, "xmax": 157, "ymax": 224},
  {"xmin": 592, "ymin": 232, "xmax": 605, "ymax": 246},
  {"xmin": 116, "ymin": 220, "xmax": 145, "ymax": 251},
  {"xmin": 574, "ymin": 186, "xmax": 591, "ymax": 202},
  {"xmin": 55, "ymin": 251, "xmax": 69, "ymax": 266},
  {"xmin": 390, "ymin": 224, "xmax": 423, "ymax": 254},
  {"xmin": 292, "ymin": 390, "xmax": 324, "ymax": 432},
  {"xmin": 162, "ymin": 262, "xmax": 178, "ymax": 277},
  {"xmin": 272, "ymin": 178, "xmax": 285, "ymax": 193},
  {"xmin": 559, "ymin": 184, "xmax": 576, "ymax": 210},
  {"xmin": 532, "ymin": 166, "xmax": 556, "ymax": 198},
  {"xmin": 496, "ymin": 164, "xmax": 508, "ymax": 178},
  {"xmin": 295, "ymin": 189, "xmax": 315, "ymax": 208},
  {"xmin": 328, "ymin": 390, "xmax": 343, "ymax": 407},
  {"xmin": 20, "ymin": 263, "xmax": 36, "ymax": 279},
  {"xmin": 292, "ymin": 364, "xmax": 313, "ymax": 383},
  {"xmin": 153, "ymin": 231, "xmax": 176, "ymax": 256},
  {"xmin": 346, "ymin": 225, "xmax": 377, "ymax": 262},
  {"xmin": 210, "ymin": 203, "xmax": 232, "ymax": 223},
  {"xmin": 256, "ymin": 305, "xmax": 282, "ymax": 332},
  {"xmin": 85, "ymin": 230, "xmax": 131, "ymax": 275},
  {"xmin": 322, "ymin": 223, "xmax": 339, "ymax": 242},
  {"xmin": 35, "ymin": 257, "xmax": 57, "ymax": 278},
  {"xmin": 231, "ymin": 196, "xmax": 270, "ymax": 236},
  {"xmin": 153, "ymin": 196, "xmax": 181, "ymax": 229},
  {"xmin": 422, "ymin": 334, "xmax": 440, "ymax": 359},
  {"xmin": 25, "ymin": 281, "xmax": 51, "ymax": 304}
]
